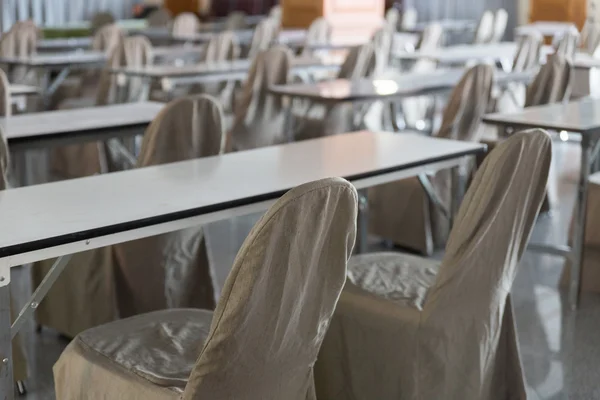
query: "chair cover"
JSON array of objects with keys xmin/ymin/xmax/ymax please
[
  {"xmin": 371, "ymin": 27, "xmax": 394, "ymax": 73},
  {"xmin": 121, "ymin": 36, "xmax": 154, "ymax": 102},
  {"xmin": 228, "ymin": 46, "xmax": 291, "ymax": 151},
  {"xmin": 53, "ymin": 177, "xmax": 357, "ymax": 400},
  {"xmin": 247, "ymin": 19, "xmax": 279, "ymax": 58},
  {"xmin": 269, "ymin": 5, "xmax": 282, "ymax": 24},
  {"xmin": 301, "ymin": 17, "xmax": 331, "ymax": 57},
  {"xmin": 401, "ymin": 7, "xmax": 418, "ymax": 31},
  {"xmin": 0, "ymin": 21, "xmax": 38, "ymax": 84},
  {"xmin": 225, "ymin": 11, "xmax": 248, "ymax": 30},
  {"xmin": 369, "ymin": 64, "xmax": 494, "ymax": 255},
  {"xmin": 315, "ymin": 129, "xmax": 552, "ymax": 400},
  {"xmin": 581, "ymin": 21, "xmax": 600, "ymax": 53},
  {"xmin": 473, "ymin": 10, "xmax": 494, "ymax": 44},
  {"xmin": 525, "ymin": 53, "xmax": 572, "ymax": 108},
  {"xmin": 553, "ymin": 26, "xmax": 579, "ymax": 59},
  {"xmin": 91, "ymin": 12, "xmax": 116, "ymax": 33},
  {"xmin": 172, "ymin": 12, "xmax": 200, "ymax": 38},
  {"xmin": 92, "ymin": 23, "xmax": 124, "ymax": 55},
  {"xmin": 385, "ymin": 8, "xmax": 400, "ymax": 31},
  {"xmin": 0, "ymin": 69, "xmax": 10, "ymax": 117},
  {"xmin": 490, "ymin": 8, "xmax": 508, "ymax": 43},
  {"xmin": 416, "ymin": 22, "xmax": 443, "ymax": 50},
  {"xmin": 147, "ymin": 8, "xmax": 172, "ymax": 27},
  {"xmin": 34, "ymin": 95, "xmax": 226, "ymax": 338}
]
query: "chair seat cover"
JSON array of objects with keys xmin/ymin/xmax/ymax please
[{"xmin": 54, "ymin": 309, "xmax": 213, "ymax": 399}]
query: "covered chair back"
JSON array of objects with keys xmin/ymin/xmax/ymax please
[
  {"xmin": 147, "ymin": 8, "xmax": 172, "ymax": 27},
  {"xmin": 172, "ymin": 12, "xmax": 200, "ymax": 37},
  {"xmin": 201, "ymin": 31, "xmax": 240, "ymax": 63},
  {"xmin": 525, "ymin": 53, "xmax": 572, "ymax": 107},
  {"xmin": 472, "ymin": 10, "xmax": 494, "ymax": 44},
  {"xmin": 92, "ymin": 23, "xmax": 124, "ymax": 55},
  {"xmin": 512, "ymin": 32, "xmax": 543, "ymax": 72},
  {"xmin": 490, "ymin": 8, "xmax": 508, "ymax": 43},
  {"xmin": 122, "ymin": 36, "xmax": 153, "ymax": 102},
  {"xmin": 269, "ymin": 5, "xmax": 282, "ymax": 24},
  {"xmin": 581, "ymin": 20, "xmax": 600, "ymax": 53},
  {"xmin": 554, "ymin": 26, "xmax": 579, "ymax": 58},
  {"xmin": 421, "ymin": 130, "xmax": 551, "ymax": 397},
  {"xmin": 248, "ymin": 18, "xmax": 279, "ymax": 58},
  {"xmin": 113, "ymin": 95, "xmax": 226, "ymax": 317},
  {"xmin": 417, "ymin": 22, "xmax": 443, "ymax": 50},
  {"xmin": 0, "ymin": 21, "xmax": 38, "ymax": 83},
  {"xmin": 385, "ymin": 8, "xmax": 400, "ymax": 31},
  {"xmin": 302, "ymin": 17, "xmax": 331, "ymax": 57},
  {"xmin": 372, "ymin": 27, "xmax": 394, "ymax": 73},
  {"xmin": 337, "ymin": 43, "xmax": 377, "ymax": 80},
  {"xmin": 225, "ymin": 11, "xmax": 248, "ymax": 30},
  {"xmin": 182, "ymin": 177, "xmax": 357, "ymax": 400},
  {"xmin": 228, "ymin": 46, "xmax": 292, "ymax": 151},
  {"xmin": 401, "ymin": 7, "xmax": 418, "ymax": 31},
  {"xmin": 90, "ymin": 11, "xmax": 115, "ymax": 33},
  {"xmin": 0, "ymin": 69, "xmax": 10, "ymax": 117}
]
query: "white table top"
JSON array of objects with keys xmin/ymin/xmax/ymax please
[
  {"xmin": 411, "ymin": 19, "xmax": 476, "ymax": 33},
  {"xmin": 37, "ymin": 37, "xmax": 93, "ymax": 52},
  {"xmin": 9, "ymin": 84, "xmax": 39, "ymax": 97},
  {"xmin": 483, "ymin": 98, "xmax": 600, "ymax": 134},
  {"xmin": 0, "ymin": 131, "xmax": 484, "ymax": 261},
  {"xmin": 151, "ymin": 45, "xmax": 204, "ymax": 61},
  {"xmin": 0, "ymin": 51, "xmax": 106, "ymax": 68},
  {"xmin": 136, "ymin": 28, "xmax": 306, "ymax": 46},
  {"xmin": 394, "ymin": 42, "xmax": 554, "ymax": 63},
  {"xmin": 269, "ymin": 69, "xmax": 535, "ymax": 103},
  {"xmin": 0, "ymin": 102, "xmax": 164, "ymax": 150},
  {"xmin": 515, "ymin": 21, "xmax": 577, "ymax": 37}
]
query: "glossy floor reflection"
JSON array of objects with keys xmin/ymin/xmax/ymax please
[{"xmin": 12, "ymin": 141, "xmax": 600, "ymax": 399}]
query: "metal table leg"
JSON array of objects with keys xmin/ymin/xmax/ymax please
[
  {"xmin": 0, "ymin": 263, "xmax": 14, "ymax": 400},
  {"xmin": 569, "ymin": 134, "xmax": 593, "ymax": 309}
]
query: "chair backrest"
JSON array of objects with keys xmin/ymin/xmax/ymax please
[
  {"xmin": 337, "ymin": 43, "xmax": 377, "ymax": 80},
  {"xmin": 248, "ymin": 19, "xmax": 279, "ymax": 58},
  {"xmin": 302, "ymin": 17, "xmax": 331, "ymax": 56},
  {"xmin": 372, "ymin": 27, "xmax": 394, "ymax": 73},
  {"xmin": 137, "ymin": 94, "xmax": 224, "ymax": 166},
  {"xmin": 417, "ymin": 22, "xmax": 443, "ymax": 51},
  {"xmin": 435, "ymin": 64, "xmax": 494, "ymax": 142},
  {"xmin": 0, "ymin": 125, "xmax": 8, "ymax": 190},
  {"xmin": 0, "ymin": 68, "xmax": 11, "ymax": 118},
  {"xmin": 121, "ymin": 36, "xmax": 153, "ymax": 102},
  {"xmin": 201, "ymin": 31, "xmax": 240, "ymax": 63},
  {"xmin": 512, "ymin": 32, "xmax": 543, "ymax": 72},
  {"xmin": 0, "ymin": 21, "xmax": 38, "ymax": 58},
  {"xmin": 385, "ymin": 8, "xmax": 400, "ymax": 31},
  {"xmin": 92, "ymin": 23, "xmax": 124, "ymax": 55},
  {"xmin": 225, "ymin": 11, "xmax": 248, "ymax": 30},
  {"xmin": 269, "ymin": 5, "xmax": 282, "ymax": 23},
  {"xmin": 172, "ymin": 12, "xmax": 200, "ymax": 37},
  {"xmin": 147, "ymin": 8, "xmax": 172, "ymax": 27},
  {"xmin": 525, "ymin": 53, "xmax": 572, "ymax": 107},
  {"xmin": 553, "ymin": 26, "xmax": 579, "ymax": 58},
  {"xmin": 472, "ymin": 10, "xmax": 494, "ymax": 44},
  {"xmin": 229, "ymin": 46, "xmax": 292, "ymax": 150},
  {"xmin": 424, "ymin": 130, "xmax": 550, "ymax": 361},
  {"xmin": 401, "ymin": 7, "xmax": 418, "ymax": 31},
  {"xmin": 182, "ymin": 177, "xmax": 357, "ymax": 400},
  {"xmin": 91, "ymin": 11, "xmax": 115, "ymax": 33},
  {"xmin": 490, "ymin": 8, "xmax": 508, "ymax": 43}
]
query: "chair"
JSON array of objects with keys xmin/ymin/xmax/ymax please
[
  {"xmin": 227, "ymin": 46, "xmax": 292, "ymax": 151},
  {"xmin": 472, "ymin": 10, "xmax": 494, "ymax": 44},
  {"xmin": 490, "ymin": 8, "xmax": 508, "ymax": 43},
  {"xmin": 147, "ymin": 8, "xmax": 172, "ymax": 28},
  {"xmin": 371, "ymin": 26, "xmax": 394, "ymax": 73},
  {"xmin": 120, "ymin": 36, "xmax": 154, "ymax": 103},
  {"xmin": 269, "ymin": 5, "xmax": 282, "ymax": 24},
  {"xmin": 553, "ymin": 26, "xmax": 580, "ymax": 58},
  {"xmin": 247, "ymin": 18, "xmax": 279, "ymax": 58},
  {"xmin": 315, "ymin": 129, "xmax": 552, "ymax": 400},
  {"xmin": 33, "ymin": 95, "xmax": 226, "ymax": 338},
  {"xmin": 368, "ymin": 64, "xmax": 494, "ymax": 256},
  {"xmin": 401, "ymin": 7, "xmax": 418, "ymax": 31},
  {"xmin": 0, "ymin": 21, "xmax": 38, "ymax": 84},
  {"xmin": 90, "ymin": 11, "xmax": 116, "ymax": 33},
  {"xmin": 301, "ymin": 17, "xmax": 331, "ymax": 57},
  {"xmin": 53, "ymin": 177, "xmax": 357, "ymax": 400},
  {"xmin": 385, "ymin": 8, "xmax": 400, "ymax": 31},
  {"xmin": 172, "ymin": 12, "xmax": 200, "ymax": 38},
  {"xmin": 525, "ymin": 52, "xmax": 572, "ymax": 108},
  {"xmin": 225, "ymin": 11, "xmax": 248, "ymax": 30}
]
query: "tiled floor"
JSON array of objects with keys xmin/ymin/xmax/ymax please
[{"xmin": 11, "ymin": 140, "xmax": 600, "ymax": 399}]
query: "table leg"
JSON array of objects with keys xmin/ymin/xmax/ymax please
[
  {"xmin": 41, "ymin": 67, "xmax": 71, "ymax": 110},
  {"xmin": 0, "ymin": 263, "xmax": 14, "ymax": 400},
  {"xmin": 569, "ymin": 135, "xmax": 592, "ymax": 309},
  {"xmin": 283, "ymin": 102, "xmax": 294, "ymax": 143},
  {"xmin": 356, "ymin": 189, "xmax": 368, "ymax": 254}
]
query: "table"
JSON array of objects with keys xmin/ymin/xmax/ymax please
[
  {"xmin": 409, "ymin": 19, "xmax": 477, "ymax": 34},
  {"xmin": 0, "ymin": 102, "xmax": 163, "ymax": 152},
  {"xmin": 0, "ymin": 52, "xmax": 107, "ymax": 107},
  {"xmin": 515, "ymin": 21, "xmax": 577, "ymax": 37},
  {"xmin": 482, "ymin": 99, "xmax": 600, "ymax": 309},
  {"xmin": 0, "ymin": 130, "xmax": 484, "ymax": 398},
  {"xmin": 37, "ymin": 37, "xmax": 93, "ymax": 52}
]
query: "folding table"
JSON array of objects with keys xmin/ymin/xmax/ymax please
[
  {"xmin": 483, "ymin": 98, "xmax": 600, "ymax": 309},
  {"xmin": 0, "ymin": 130, "xmax": 485, "ymax": 399}
]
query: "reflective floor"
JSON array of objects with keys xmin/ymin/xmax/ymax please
[{"xmin": 11, "ymin": 140, "xmax": 600, "ymax": 399}]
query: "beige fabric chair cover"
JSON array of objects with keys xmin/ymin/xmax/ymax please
[
  {"xmin": 172, "ymin": 12, "xmax": 200, "ymax": 37},
  {"xmin": 91, "ymin": 12, "xmax": 116, "ymax": 33},
  {"xmin": 122, "ymin": 36, "xmax": 154, "ymax": 102},
  {"xmin": 417, "ymin": 22, "xmax": 443, "ymax": 50},
  {"xmin": 53, "ymin": 177, "xmax": 357, "ymax": 400},
  {"xmin": 0, "ymin": 21, "xmax": 38, "ymax": 84},
  {"xmin": 385, "ymin": 8, "xmax": 400, "ymax": 31},
  {"xmin": 0, "ymin": 69, "xmax": 10, "ymax": 117},
  {"xmin": 490, "ymin": 8, "xmax": 508, "ymax": 43},
  {"xmin": 525, "ymin": 53, "xmax": 572, "ymax": 108},
  {"xmin": 301, "ymin": 17, "xmax": 331, "ymax": 57},
  {"xmin": 34, "ymin": 95, "xmax": 226, "ymax": 338},
  {"xmin": 247, "ymin": 19, "xmax": 279, "ymax": 58},
  {"xmin": 553, "ymin": 26, "xmax": 579, "ymax": 59},
  {"xmin": 92, "ymin": 23, "xmax": 123, "ymax": 55},
  {"xmin": 401, "ymin": 7, "xmax": 418, "ymax": 31},
  {"xmin": 228, "ymin": 46, "xmax": 291, "ymax": 151},
  {"xmin": 473, "ymin": 10, "xmax": 494, "ymax": 44},
  {"xmin": 316, "ymin": 129, "xmax": 552, "ymax": 400},
  {"xmin": 147, "ymin": 8, "xmax": 172, "ymax": 27},
  {"xmin": 269, "ymin": 5, "xmax": 282, "ymax": 24},
  {"xmin": 369, "ymin": 64, "xmax": 494, "ymax": 255},
  {"xmin": 225, "ymin": 11, "xmax": 248, "ymax": 30}
]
